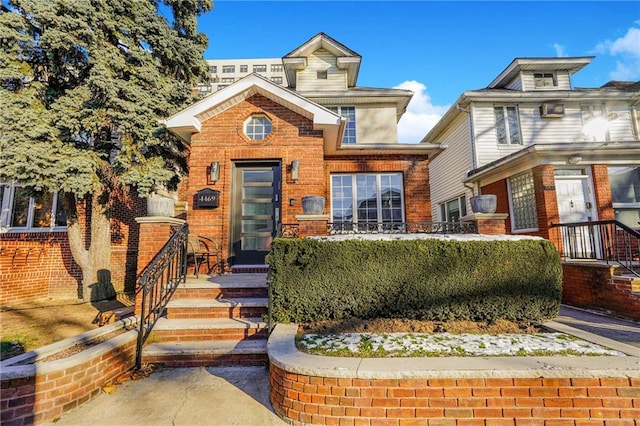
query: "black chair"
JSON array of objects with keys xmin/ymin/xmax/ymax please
[{"xmin": 187, "ymin": 234, "xmax": 221, "ymax": 278}]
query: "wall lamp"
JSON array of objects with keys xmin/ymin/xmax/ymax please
[
  {"xmin": 209, "ymin": 161, "xmax": 220, "ymax": 182},
  {"xmin": 291, "ymin": 160, "xmax": 300, "ymax": 181}
]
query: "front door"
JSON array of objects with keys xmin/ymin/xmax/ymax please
[
  {"xmin": 231, "ymin": 162, "xmax": 281, "ymax": 265},
  {"xmin": 554, "ymin": 169, "xmax": 598, "ymax": 257}
]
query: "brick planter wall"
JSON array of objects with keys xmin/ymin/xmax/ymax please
[
  {"xmin": 270, "ymin": 367, "xmax": 640, "ymax": 425},
  {"xmin": 562, "ymin": 262, "xmax": 640, "ymax": 322},
  {"xmin": 0, "ymin": 327, "xmax": 137, "ymax": 425}
]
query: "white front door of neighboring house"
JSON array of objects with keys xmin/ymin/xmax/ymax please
[{"xmin": 554, "ymin": 169, "xmax": 599, "ymax": 258}]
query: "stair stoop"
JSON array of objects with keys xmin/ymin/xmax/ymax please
[{"xmin": 143, "ymin": 273, "xmax": 269, "ymax": 367}]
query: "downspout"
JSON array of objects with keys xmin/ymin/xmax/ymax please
[{"xmin": 456, "ymin": 103, "xmax": 480, "ymax": 196}]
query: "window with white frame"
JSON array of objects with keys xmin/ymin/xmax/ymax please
[
  {"xmin": 209, "ymin": 65, "xmax": 217, "ymax": 74},
  {"xmin": 581, "ymin": 104, "xmax": 611, "ymax": 142},
  {"xmin": 494, "ymin": 106, "xmax": 521, "ymax": 145},
  {"xmin": 222, "ymin": 65, "xmax": 235, "ymax": 73},
  {"xmin": 239, "ymin": 65, "xmax": 248, "ymax": 73},
  {"xmin": 328, "ymin": 106, "xmax": 356, "ymax": 144},
  {"xmin": 533, "ymin": 73, "xmax": 556, "ymax": 88},
  {"xmin": 331, "ymin": 174, "xmax": 404, "ymax": 226},
  {"xmin": 271, "ymin": 76, "xmax": 283, "ymax": 84},
  {"xmin": 221, "ymin": 78, "xmax": 234, "ymax": 83},
  {"xmin": 253, "ymin": 65, "xmax": 267, "ymax": 73},
  {"xmin": 244, "ymin": 115, "xmax": 272, "ymax": 140},
  {"xmin": 440, "ymin": 195, "xmax": 467, "ymax": 222},
  {"xmin": 508, "ymin": 172, "xmax": 538, "ymax": 231},
  {"xmin": 197, "ymin": 85, "xmax": 211, "ymax": 92},
  {"xmin": 271, "ymin": 64, "xmax": 283, "ymax": 72},
  {"xmin": 0, "ymin": 184, "xmax": 66, "ymax": 231},
  {"xmin": 609, "ymin": 166, "xmax": 640, "ymax": 228}
]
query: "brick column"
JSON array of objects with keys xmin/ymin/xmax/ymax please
[
  {"xmin": 295, "ymin": 215, "xmax": 330, "ymax": 237},
  {"xmin": 591, "ymin": 164, "xmax": 615, "ymax": 221},
  {"xmin": 462, "ymin": 213, "xmax": 509, "ymax": 235},
  {"xmin": 134, "ymin": 216, "xmax": 186, "ymax": 315},
  {"xmin": 532, "ymin": 165, "xmax": 558, "ymax": 240}
]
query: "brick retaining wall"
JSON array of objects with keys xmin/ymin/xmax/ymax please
[
  {"xmin": 0, "ymin": 329, "xmax": 137, "ymax": 425},
  {"xmin": 270, "ymin": 366, "xmax": 640, "ymax": 425}
]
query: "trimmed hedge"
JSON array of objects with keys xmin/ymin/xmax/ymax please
[{"xmin": 267, "ymin": 238, "xmax": 562, "ymax": 323}]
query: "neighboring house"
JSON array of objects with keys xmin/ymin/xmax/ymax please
[
  {"xmin": 165, "ymin": 33, "xmax": 442, "ymax": 267},
  {"xmin": 425, "ymin": 57, "xmax": 640, "ymax": 242},
  {"xmin": 200, "ymin": 58, "xmax": 288, "ymax": 93}
]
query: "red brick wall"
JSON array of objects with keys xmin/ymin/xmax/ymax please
[
  {"xmin": 592, "ymin": 165, "xmax": 615, "ymax": 221},
  {"xmin": 0, "ymin": 331, "xmax": 136, "ymax": 425},
  {"xmin": 479, "ymin": 180, "xmax": 510, "ymax": 232},
  {"xmin": 270, "ymin": 365, "xmax": 640, "ymax": 425},
  {"xmin": 1, "ymin": 191, "xmax": 144, "ymax": 305},
  {"xmin": 183, "ymin": 94, "xmax": 432, "ymax": 265},
  {"xmin": 562, "ymin": 263, "xmax": 640, "ymax": 322}
]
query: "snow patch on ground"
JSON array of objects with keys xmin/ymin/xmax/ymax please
[{"xmin": 297, "ymin": 332, "xmax": 624, "ymax": 357}]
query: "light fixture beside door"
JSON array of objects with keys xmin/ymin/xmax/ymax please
[{"xmin": 209, "ymin": 161, "xmax": 220, "ymax": 182}]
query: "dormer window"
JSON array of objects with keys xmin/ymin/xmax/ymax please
[
  {"xmin": 533, "ymin": 73, "xmax": 557, "ymax": 88},
  {"xmin": 317, "ymin": 70, "xmax": 328, "ymax": 80},
  {"xmin": 244, "ymin": 115, "xmax": 272, "ymax": 140}
]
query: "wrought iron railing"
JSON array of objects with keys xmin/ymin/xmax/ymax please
[
  {"xmin": 550, "ymin": 220, "xmax": 640, "ymax": 277},
  {"xmin": 277, "ymin": 221, "xmax": 477, "ymax": 237},
  {"xmin": 135, "ymin": 223, "xmax": 189, "ymax": 369}
]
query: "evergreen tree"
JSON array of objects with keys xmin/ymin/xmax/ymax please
[{"xmin": 0, "ymin": 0, "xmax": 212, "ymax": 300}]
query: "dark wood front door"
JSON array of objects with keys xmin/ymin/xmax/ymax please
[{"xmin": 231, "ymin": 162, "xmax": 281, "ymax": 265}]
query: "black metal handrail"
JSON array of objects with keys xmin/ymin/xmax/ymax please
[
  {"xmin": 135, "ymin": 223, "xmax": 189, "ymax": 368},
  {"xmin": 277, "ymin": 221, "xmax": 477, "ymax": 237},
  {"xmin": 550, "ymin": 220, "xmax": 640, "ymax": 277}
]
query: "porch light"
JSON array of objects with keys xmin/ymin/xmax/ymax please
[
  {"xmin": 209, "ymin": 161, "xmax": 220, "ymax": 182},
  {"xmin": 291, "ymin": 160, "xmax": 300, "ymax": 181}
]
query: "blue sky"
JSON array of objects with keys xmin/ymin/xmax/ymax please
[{"xmin": 198, "ymin": 1, "xmax": 640, "ymax": 141}]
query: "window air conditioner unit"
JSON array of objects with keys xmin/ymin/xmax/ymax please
[{"xmin": 540, "ymin": 103, "xmax": 565, "ymax": 118}]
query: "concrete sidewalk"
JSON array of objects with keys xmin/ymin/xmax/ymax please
[
  {"xmin": 555, "ymin": 305, "xmax": 640, "ymax": 348},
  {"xmin": 42, "ymin": 366, "xmax": 286, "ymax": 426}
]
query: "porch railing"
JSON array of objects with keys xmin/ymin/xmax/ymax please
[
  {"xmin": 550, "ymin": 220, "xmax": 640, "ymax": 278},
  {"xmin": 278, "ymin": 221, "xmax": 477, "ymax": 237},
  {"xmin": 135, "ymin": 223, "xmax": 189, "ymax": 369}
]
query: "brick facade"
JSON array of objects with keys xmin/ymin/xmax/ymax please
[
  {"xmin": 270, "ymin": 365, "xmax": 640, "ymax": 425},
  {"xmin": 561, "ymin": 263, "xmax": 640, "ymax": 322},
  {"xmin": 1, "ymin": 191, "xmax": 144, "ymax": 305},
  {"xmin": 183, "ymin": 94, "xmax": 432, "ymax": 266}
]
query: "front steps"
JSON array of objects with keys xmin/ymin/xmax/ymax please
[{"xmin": 142, "ymin": 273, "xmax": 270, "ymax": 367}]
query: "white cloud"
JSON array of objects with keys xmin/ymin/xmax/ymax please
[
  {"xmin": 594, "ymin": 25, "xmax": 640, "ymax": 81},
  {"xmin": 394, "ymin": 80, "xmax": 450, "ymax": 144},
  {"xmin": 553, "ymin": 43, "xmax": 567, "ymax": 57}
]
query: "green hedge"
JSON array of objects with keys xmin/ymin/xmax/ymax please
[{"xmin": 267, "ymin": 238, "xmax": 562, "ymax": 323}]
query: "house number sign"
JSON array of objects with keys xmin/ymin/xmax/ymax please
[{"xmin": 196, "ymin": 188, "xmax": 220, "ymax": 208}]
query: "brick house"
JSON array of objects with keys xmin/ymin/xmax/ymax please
[{"xmin": 165, "ymin": 33, "xmax": 443, "ymax": 269}]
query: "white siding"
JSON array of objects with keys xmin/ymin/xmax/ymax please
[
  {"xmin": 606, "ymin": 103, "xmax": 636, "ymax": 141},
  {"xmin": 356, "ymin": 104, "xmax": 398, "ymax": 143},
  {"xmin": 505, "ymin": 76, "xmax": 522, "ymax": 91},
  {"xmin": 295, "ymin": 48, "xmax": 347, "ymax": 92},
  {"xmin": 428, "ymin": 113, "xmax": 473, "ymax": 219}
]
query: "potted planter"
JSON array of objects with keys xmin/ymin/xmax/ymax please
[
  {"xmin": 146, "ymin": 196, "xmax": 176, "ymax": 217},
  {"xmin": 301, "ymin": 196, "xmax": 325, "ymax": 215},
  {"xmin": 470, "ymin": 194, "xmax": 497, "ymax": 214}
]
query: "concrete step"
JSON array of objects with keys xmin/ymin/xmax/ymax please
[
  {"xmin": 165, "ymin": 298, "xmax": 268, "ymax": 319},
  {"xmin": 150, "ymin": 317, "xmax": 268, "ymax": 341},
  {"xmin": 173, "ymin": 276, "xmax": 268, "ymax": 299},
  {"xmin": 142, "ymin": 339, "xmax": 268, "ymax": 367}
]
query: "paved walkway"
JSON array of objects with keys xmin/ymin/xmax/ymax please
[{"xmin": 44, "ymin": 306, "xmax": 639, "ymax": 426}]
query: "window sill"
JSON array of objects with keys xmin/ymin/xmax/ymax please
[{"xmin": 1, "ymin": 227, "xmax": 67, "ymax": 234}]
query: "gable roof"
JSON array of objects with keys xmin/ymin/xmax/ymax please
[
  {"xmin": 162, "ymin": 73, "xmax": 343, "ymax": 144},
  {"xmin": 282, "ymin": 32, "xmax": 362, "ymax": 88}
]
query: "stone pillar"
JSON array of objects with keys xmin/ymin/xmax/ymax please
[
  {"xmin": 462, "ymin": 213, "xmax": 509, "ymax": 235},
  {"xmin": 134, "ymin": 216, "xmax": 186, "ymax": 315},
  {"xmin": 295, "ymin": 215, "xmax": 330, "ymax": 237}
]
